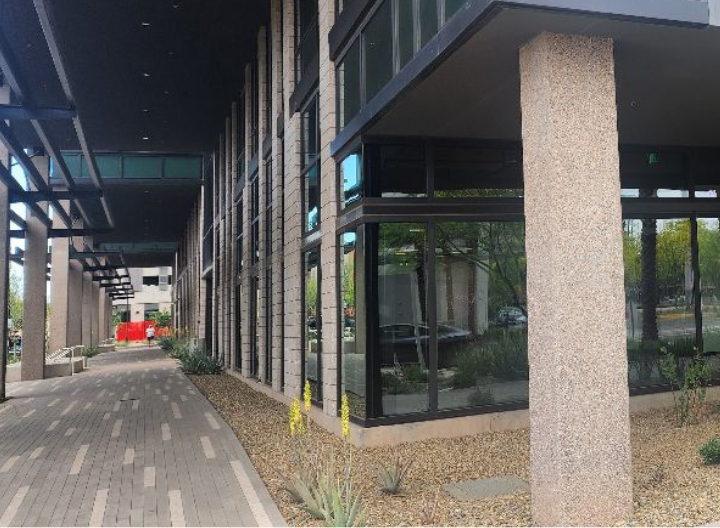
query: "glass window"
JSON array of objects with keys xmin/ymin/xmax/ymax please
[
  {"xmin": 434, "ymin": 147, "xmax": 523, "ymax": 197},
  {"xmin": 419, "ymin": 0, "xmax": 438, "ymax": 47},
  {"xmin": 90, "ymin": 155, "xmax": 122, "ymax": 179},
  {"xmin": 363, "ymin": 0, "xmax": 393, "ymax": 102},
  {"xmin": 338, "ymin": 40, "xmax": 361, "ymax": 129},
  {"xmin": 301, "ymin": 98, "xmax": 319, "ymax": 169},
  {"xmin": 698, "ymin": 218, "xmax": 720, "ymax": 369},
  {"xmin": 341, "ymin": 230, "xmax": 365, "ymax": 419},
  {"xmin": 251, "ymin": 174, "xmax": 260, "ymax": 263},
  {"xmin": 624, "ymin": 218, "xmax": 696, "ymax": 389},
  {"xmin": 250, "ymin": 277, "xmax": 260, "ymax": 378},
  {"xmin": 340, "ymin": 151, "xmax": 362, "ymax": 208},
  {"xmin": 436, "ymin": 222, "xmax": 528, "ymax": 410},
  {"xmin": 296, "ymin": 0, "xmax": 319, "ymax": 82},
  {"xmin": 397, "ymin": 0, "xmax": 415, "ymax": 70},
  {"xmin": 251, "ymin": 62, "xmax": 259, "ymax": 154},
  {"xmin": 444, "ymin": 0, "xmax": 465, "ymax": 22},
  {"xmin": 304, "ymin": 248, "xmax": 322, "ymax": 402},
  {"xmin": 304, "ymin": 165, "xmax": 319, "ymax": 233},
  {"xmin": 164, "ymin": 157, "xmax": 202, "ymax": 179},
  {"xmin": 266, "ymin": 269, "xmax": 273, "ymax": 384},
  {"xmin": 124, "ymin": 156, "xmax": 163, "ymax": 179},
  {"xmin": 378, "ymin": 223, "xmax": 429, "ymax": 416},
  {"xmin": 367, "ymin": 144, "xmax": 426, "ymax": 198},
  {"xmin": 620, "ymin": 151, "xmax": 689, "ymax": 198},
  {"xmin": 236, "ymin": 196, "xmax": 244, "ymax": 273},
  {"xmin": 235, "ymin": 284, "xmax": 242, "ymax": 371}
]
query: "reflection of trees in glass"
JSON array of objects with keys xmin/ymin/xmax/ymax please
[
  {"xmin": 342, "ymin": 251, "xmax": 355, "ymax": 313},
  {"xmin": 626, "ymin": 217, "xmax": 692, "ymax": 344},
  {"xmin": 435, "ymin": 222, "xmax": 527, "ymax": 319}
]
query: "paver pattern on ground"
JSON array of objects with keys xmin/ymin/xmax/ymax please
[{"xmin": 0, "ymin": 347, "xmax": 285, "ymax": 527}]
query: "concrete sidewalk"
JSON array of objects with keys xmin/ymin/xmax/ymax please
[{"xmin": 0, "ymin": 347, "xmax": 285, "ymax": 527}]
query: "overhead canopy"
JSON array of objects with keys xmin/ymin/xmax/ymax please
[{"xmin": 0, "ymin": 0, "xmax": 268, "ymax": 267}]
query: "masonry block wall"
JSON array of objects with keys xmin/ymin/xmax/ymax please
[{"xmin": 175, "ymin": 0, "xmax": 344, "ymax": 418}]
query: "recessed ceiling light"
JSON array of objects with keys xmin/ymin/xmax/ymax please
[
  {"xmin": 143, "ymin": 72, "xmax": 150, "ymax": 77},
  {"xmin": 142, "ymin": 109, "xmax": 150, "ymax": 113},
  {"xmin": 142, "ymin": 136, "xmax": 150, "ymax": 140},
  {"xmin": 141, "ymin": 22, "xmax": 151, "ymax": 27},
  {"xmin": 173, "ymin": 3, "xmax": 181, "ymax": 8},
  {"xmin": 164, "ymin": 90, "xmax": 170, "ymax": 95}
]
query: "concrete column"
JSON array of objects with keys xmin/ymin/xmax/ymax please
[
  {"xmin": 67, "ymin": 257, "xmax": 83, "ymax": 347},
  {"xmin": 98, "ymin": 289, "xmax": 107, "ymax": 342},
  {"xmin": 318, "ymin": 0, "xmax": 338, "ymax": 414},
  {"xmin": 81, "ymin": 272, "xmax": 92, "ymax": 346},
  {"xmin": 519, "ymin": 33, "xmax": 631, "ymax": 526},
  {"xmin": 0, "ymin": 84, "xmax": 10, "ymax": 398},
  {"xmin": 21, "ymin": 156, "xmax": 49, "ymax": 381},
  {"xmin": 48, "ymin": 201, "xmax": 71, "ymax": 354},
  {"xmin": 91, "ymin": 281, "xmax": 100, "ymax": 346}
]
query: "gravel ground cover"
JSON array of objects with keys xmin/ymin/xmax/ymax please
[{"xmin": 189, "ymin": 373, "xmax": 720, "ymax": 527}]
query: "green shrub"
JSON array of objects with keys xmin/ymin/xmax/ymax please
[
  {"xmin": 179, "ymin": 350, "xmax": 223, "ymax": 375},
  {"xmin": 83, "ymin": 345, "xmax": 100, "ymax": 358},
  {"xmin": 660, "ymin": 347, "xmax": 711, "ymax": 427},
  {"xmin": 158, "ymin": 336, "xmax": 176, "ymax": 352},
  {"xmin": 699, "ymin": 438, "xmax": 720, "ymax": 465},
  {"xmin": 468, "ymin": 386, "xmax": 495, "ymax": 406},
  {"xmin": 402, "ymin": 364, "xmax": 428, "ymax": 384},
  {"xmin": 382, "ymin": 372, "xmax": 411, "ymax": 395}
]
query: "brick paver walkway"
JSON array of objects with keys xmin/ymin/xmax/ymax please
[{"xmin": 0, "ymin": 347, "xmax": 285, "ymax": 527}]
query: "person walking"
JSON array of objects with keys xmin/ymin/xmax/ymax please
[{"xmin": 146, "ymin": 324, "xmax": 155, "ymax": 345}]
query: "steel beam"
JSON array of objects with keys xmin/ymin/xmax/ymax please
[
  {"xmin": 0, "ymin": 104, "xmax": 76, "ymax": 121},
  {"xmin": 83, "ymin": 264, "xmax": 125, "ymax": 272},
  {"xmin": 10, "ymin": 189, "xmax": 103, "ymax": 203},
  {"xmin": 49, "ymin": 228, "xmax": 113, "ymax": 238},
  {"xmin": 32, "ymin": 0, "xmax": 115, "ymax": 229},
  {"xmin": 9, "ymin": 229, "xmax": 25, "ymax": 238},
  {"xmin": 0, "ymin": 162, "xmax": 51, "ymax": 228},
  {"xmin": 8, "ymin": 210, "xmax": 26, "ymax": 229}
]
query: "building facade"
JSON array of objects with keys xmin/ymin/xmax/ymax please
[
  {"xmin": 113, "ymin": 267, "xmax": 173, "ymax": 323},
  {"xmin": 169, "ymin": 1, "xmax": 720, "ymax": 524}
]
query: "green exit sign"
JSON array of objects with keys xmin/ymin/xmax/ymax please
[{"xmin": 647, "ymin": 152, "xmax": 660, "ymax": 165}]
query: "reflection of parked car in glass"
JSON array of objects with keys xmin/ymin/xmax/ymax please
[
  {"xmin": 495, "ymin": 307, "xmax": 527, "ymax": 327},
  {"xmin": 379, "ymin": 324, "xmax": 471, "ymax": 367}
]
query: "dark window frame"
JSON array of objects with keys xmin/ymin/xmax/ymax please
[{"xmin": 301, "ymin": 243, "xmax": 323, "ymax": 405}]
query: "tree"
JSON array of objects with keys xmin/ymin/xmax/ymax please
[
  {"xmin": 150, "ymin": 309, "xmax": 172, "ymax": 328},
  {"xmin": 8, "ymin": 266, "xmax": 22, "ymax": 331}
]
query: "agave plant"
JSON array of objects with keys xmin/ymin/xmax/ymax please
[{"xmin": 378, "ymin": 457, "xmax": 412, "ymax": 495}]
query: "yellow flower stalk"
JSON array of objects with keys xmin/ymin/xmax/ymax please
[
  {"xmin": 289, "ymin": 397, "xmax": 299, "ymax": 437},
  {"xmin": 341, "ymin": 393, "xmax": 351, "ymax": 440},
  {"xmin": 303, "ymin": 379, "xmax": 312, "ymax": 413}
]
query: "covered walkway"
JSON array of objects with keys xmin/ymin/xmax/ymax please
[{"xmin": 0, "ymin": 347, "xmax": 284, "ymax": 527}]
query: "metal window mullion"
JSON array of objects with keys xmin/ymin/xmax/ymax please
[{"xmin": 427, "ymin": 219, "xmax": 438, "ymax": 414}]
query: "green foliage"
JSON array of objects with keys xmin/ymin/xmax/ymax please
[
  {"xmin": 159, "ymin": 335, "xmax": 178, "ymax": 352},
  {"xmin": 699, "ymin": 438, "xmax": 720, "ymax": 465},
  {"xmin": 178, "ymin": 349, "xmax": 223, "ymax": 375},
  {"xmin": 450, "ymin": 330, "xmax": 528, "ymax": 390},
  {"xmin": 660, "ymin": 347, "xmax": 711, "ymax": 427},
  {"xmin": 378, "ymin": 457, "xmax": 412, "ymax": 495},
  {"xmin": 468, "ymin": 387, "xmax": 495, "ymax": 406},
  {"xmin": 382, "ymin": 372, "xmax": 411, "ymax": 395},
  {"xmin": 83, "ymin": 345, "xmax": 101, "ymax": 358},
  {"xmin": 150, "ymin": 309, "xmax": 173, "ymax": 328},
  {"xmin": 402, "ymin": 364, "xmax": 428, "ymax": 384},
  {"xmin": 8, "ymin": 267, "xmax": 22, "ymax": 331}
]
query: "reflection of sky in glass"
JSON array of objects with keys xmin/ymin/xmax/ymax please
[{"xmin": 342, "ymin": 154, "xmax": 359, "ymax": 191}]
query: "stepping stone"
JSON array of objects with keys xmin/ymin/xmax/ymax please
[{"xmin": 442, "ymin": 475, "xmax": 529, "ymax": 501}]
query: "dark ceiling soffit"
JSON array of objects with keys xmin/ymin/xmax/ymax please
[
  {"xmin": 32, "ymin": 0, "xmax": 115, "ymax": 229},
  {"xmin": 0, "ymin": 104, "xmax": 76, "ymax": 120},
  {"xmin": 329, "ymin": 0, "xmax": 709, "ymax": 157}
]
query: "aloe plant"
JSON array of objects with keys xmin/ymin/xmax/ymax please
[{"xmin": 378, "ymin": 457, "xmax": 412, "ymax": 495}]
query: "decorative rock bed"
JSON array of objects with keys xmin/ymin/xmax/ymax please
[{"xmin": 190, "ymin": 373, "xmax": 720, "ymax": 527}]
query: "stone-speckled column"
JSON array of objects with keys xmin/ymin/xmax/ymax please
[
  {"xmin": 519, "ymin": 32, "xmax": 632, "ymax": 526},
  {"xmin": 48, "ymin": 201, "xmax": 71, "ymax": 354},
  {"xmin": 21, "ymin": 156, "xmax": 49, "ymax": 381}
]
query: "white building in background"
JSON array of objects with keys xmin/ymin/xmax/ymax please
[{"xmin": 112, "ymin": 267, "xmax": 173, "ymax": 322}]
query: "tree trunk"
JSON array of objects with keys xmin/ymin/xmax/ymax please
[{"xmin": 640, "ymin": 190, "xmax": 659, "ymax": 343}]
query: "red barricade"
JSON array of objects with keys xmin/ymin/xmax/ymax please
[{"xmin": 115, "ymin": 321, "xmax": 172, "ymax": 341}]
